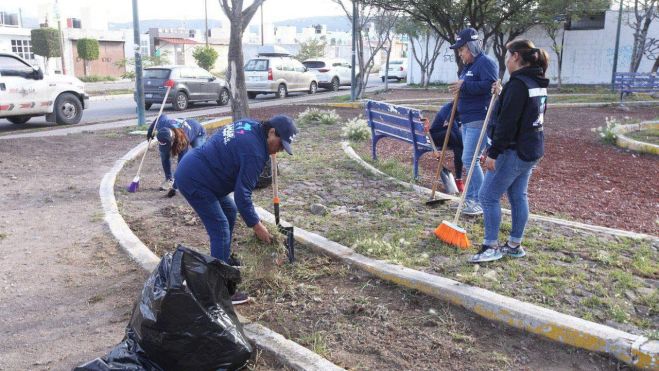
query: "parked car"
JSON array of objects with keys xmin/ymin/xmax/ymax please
[
  {"xmin": 138, "ymin": 66, "xmax": 230, "ymax": 111},
  {"xmin": 379, "ymin": 59, "xmax": 408, "ymax": 82},
  {"xmin": 244, "ymin": 54, "xmax": 318, "ymax": 99},
  {"xmin": 302, "ymin": 58, "xmax": 359, "ymax": 91},
  {"xmin": 0, "ymin": 52, "xmax": 89, "ymax": 125}
]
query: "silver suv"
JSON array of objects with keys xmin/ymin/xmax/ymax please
[{"xmin": 244, "ymin": 55, "xmax": 318, "ymax": 99}]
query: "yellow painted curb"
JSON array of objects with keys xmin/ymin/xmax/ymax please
[
  {"xmin": 615, "ymin": 121, "xmax": 659, "ymax": 155},
  {"xmin": 203, "ymin": 117, "xmax": 233, "ymax": 131}
]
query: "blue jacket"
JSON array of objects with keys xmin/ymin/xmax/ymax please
[
  {"xmin": 429, "ymin": 102, "xmax": 462, "ymax": 147},
  {"xmin": 175, "ymin": 119, "xmax": 268, "ymax": 227},
  {"xmin": 147, "ymin": 115, "xmax": 206, "ymax": 143},
  {"xmin": 456, "ymin": 53, "xmax": 498, "ymax": 124}
]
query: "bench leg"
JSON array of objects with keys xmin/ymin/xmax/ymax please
[{"xmin": 413, "ymin": 153, "xmax": 420, "ymax": 180}]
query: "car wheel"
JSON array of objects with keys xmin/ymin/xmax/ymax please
[
  {"xmin": 275, "ymin": 84, "xmax": 287, "ymax": 99},
  {"xmin": 145, "ymin": 103, "xmax": 152, "ymax": 110},
  {"xmin": 174, "ymin": 91, "xmax": 188, "ymax": 111},
  {"xmin": 217, "ymin": 88, "xmax": 230, "ymax": 106},
  {"xmin": 7, "ymin": 115, "xmax": 31, "ymax": 124},
  {"xmin": 308, "ymin": 81, "xmax": 318, "ymax": 95},
  {"xmin": 54, "ymin": 93, "xmax": 83, "ymax": 125},
  {"xmin": 248, "ymin": 92, "xmax": 257, "ymax": 99},
  {"xmin": 381, "ymin": 76, "xmax": 385, "ymax": 82},
  {"xmin": 331, "ymin": 77, "xmax": 340, "ymax": 92}
]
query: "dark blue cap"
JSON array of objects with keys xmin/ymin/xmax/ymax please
[
  {"xmin": 450, "ymin": 28, "xmax": 479, "ymax": 49},
  {"xmin": 268, "ymin": 115, "xmax": 298, "ymax": 155},
  {"xmin": 156, "ymin": 127, "xmax": 173, "ymax": 145}
]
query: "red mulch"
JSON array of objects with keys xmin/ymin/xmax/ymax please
[{"xmin": 360, "ymin": 106, "xmax": 659, "ymax": 235}]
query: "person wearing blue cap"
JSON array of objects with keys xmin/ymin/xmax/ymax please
[
  {"xmin": 448, "ymin": 27, "xmax": 498, "ymax": 215},
  {"xmin": 146, "ymin": 115, "xmax": 207, "ymax": 192},
  {"xmin": 174, "ymin": 115, "xmax": 298, "ymax": 305}
]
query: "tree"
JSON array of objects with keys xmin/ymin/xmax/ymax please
[
  {"xmin": 644, "ymin": 36, "xmax": 659, "ymax": 72},
  {"xmin": 396, "ymin": 17, "xmax": 444, "ymax": 88},
  {"xmin": 193, "ymin": 46, "xmax": 219, "ymax": 71},
  {"xmin": 364, "ymin": 0, "xmax": 537, "ymax": 74},
  {"xmin": 535, "ymin": 0, "xmax": 609, "ymax": 87},
  {"xmin": 626, "ymin": 0, "xmax": 658, "ymax": 72},
  {"xmin": 77, "ymin": 38, "xmax": 100, "ymax": 77},
  {"xmin": 219, "ymin": 0, "xmax": 266, "ymax": 121},
  {"xmin": 30, "ymin": 28, "xmax": 61, "ymax": 74},
  {"xmin": 296, "ymin": 39, "xmax": 327, "ymax": 61},
  {"xmin": 332, "ymin": 0, "xmax": 400, "ymax": 98}
]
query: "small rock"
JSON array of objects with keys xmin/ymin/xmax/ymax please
[
  {"xmin": 624, "ymin": 290, "xmax": 638, "ymax": 302},
  {"xmin": 635, "ymin": 305, "xmax": 651, "ymax": 316},
  {"xmin": 636, "ymin": 287, "xmax": 656, "ymax": 297},
  {"xmin": 9, "ymin": 175, "xmax": 17, "ymax": 180},
  {"xmin": 310, "ymin": 203, "xmax": 328, "ymax": 216},
  {"xmin": 330, "ymin": 206, "xmax": 348, "ymax": 216},
  {"xmin": 483, "ymin": 270, "xmax": 498, "ymax": 281}
]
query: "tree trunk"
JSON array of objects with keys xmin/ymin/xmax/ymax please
[
  {"xmin": 652, "ymin": 57, "xmax": 659, "ymax": 73},
  {"xmin": 227, "ymin": 20, "xmax": 249, "ymax": 121},
  {"xmin": 83, "ymin": 61, "xmax": 88, "ymax": 77},
  {"xmin": 384, "ymin": 45, "xmax": 391, "ymax": 91}
]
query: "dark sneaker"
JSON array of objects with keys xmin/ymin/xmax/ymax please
[
  {"xmin": 231, "ymin": 291, "xmax": 250, "ymax": 305},
  {"xmin": 227, "ymin": 253, "xmax": 242, "ymax": 268},
  {"xmin": 469, "ymin": 245, "xmax": 503, "ymax": 263},
  {"xmin": 501, "ymin": 242, "xmax": 526, "ymax": 258},
  {"xmin": 166, "ymin": 188, "xmax": 177, "ymax": 198}
]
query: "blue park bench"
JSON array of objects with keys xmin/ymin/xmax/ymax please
[
  {"xmin": 614, "ymin": 72, "xmax": 659, "ymax": 101},
  {"xmin": 365, "ymin": 100, "xmax": 432, "ymax": 179}
]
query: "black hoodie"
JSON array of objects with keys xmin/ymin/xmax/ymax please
[{"xmin": 488, "ymin": 66, "xmax": 550, "ymax": 162}]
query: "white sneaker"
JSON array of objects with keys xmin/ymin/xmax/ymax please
[
  {"xmin": 469, "ymin": 245, "xmax": 503, "ymax": 263},
  {"xmin": 461, "ymin": 200, "xmax": 483, "ymax": 216},
  {"xmin": 159, "ymin": 179, "xmax": 173, "ymax": 191}
]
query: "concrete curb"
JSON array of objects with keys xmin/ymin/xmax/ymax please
[
  {"xmin": 252, "ymin": 206, "xmax": 659, "ymax": 370},
  {"xmin": 614, "ymin": 120, "xmax": 659, "ymax": 155},
  {"xmin": 98, "ymin": 117, "xmax": 344, "ymax": 370},
  {"xmin": 89, "ymin": 94, "xmax": 133, "ymax": 102},
  {"xmin": 341, "ymin": 142, "xmax": 658, "ymax": 242}
]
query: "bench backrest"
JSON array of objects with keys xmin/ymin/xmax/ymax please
[
  {"xmin": 365, "ymin": 100, "xmax": 430, "ymax": 149},
  {"xmin": 614, "ymin": 72, "xmax": 659, "ymax": 92}
]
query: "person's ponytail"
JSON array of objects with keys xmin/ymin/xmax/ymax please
[{"xmin": 506, "ymin": 40, "xmax": 550, "ymax": 75}]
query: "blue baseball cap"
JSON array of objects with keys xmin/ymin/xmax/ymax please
[
  {"xmin": 268, "ymin": 115, "xmax": 298, "ymax": 155},
  {"xmin": 450, "ymin": 28, "xmax": 479, "ymax": 49}
]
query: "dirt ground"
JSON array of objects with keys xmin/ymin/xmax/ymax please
[
  {"xmin": 0, "ymin": 129, "xmax": 286, "ymax": 370},
  {"xmin": 116, "ymin": 105, "xmax": 639, "ymax": 370}
]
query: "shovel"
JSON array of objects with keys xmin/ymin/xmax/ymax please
[
  {"xmin": 271, "ymin": 154, "xmax": 295, "ymax": 263},
  {"xmin": 425, "ymin": 94, "xmax": 460, "ymax": 206}
]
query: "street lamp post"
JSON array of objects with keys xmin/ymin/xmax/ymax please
[
  {"xmin": 132, "ymin": 0, "xmax": 146, "ymax": 127},
  {"xmin": 611, "ymin": 0, "xmax": 624, "ymax": 90},
  {"xmin": 350, "ymin": 0, "xmax": 357, "ymax": 101},
  {"xmin": 205, "ymin": 0, "xmax": 209, "ymax": 47}
]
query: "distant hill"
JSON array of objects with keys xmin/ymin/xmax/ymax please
[{"xmin": 108, "ymin": 16, "xmax": 350, "ymax": 33}]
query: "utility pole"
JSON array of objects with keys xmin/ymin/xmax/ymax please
[
  {"xmin": 132, "ymin": 0, "xmax": 146, "ymax": 127},
  {"xmin": 260, "ymin": 3, "xmax": 264, "ymax": 46},
  {"xmin": 204, "ymin": 0, "xmax": 209, "ymax": 47},
  {"xmin": 350, "ymin": 0, "xmax": 358, "ymax": 101},
  {"xmin": 611, "ymin": 0, "xmax": 624, "ymax": 90},
  {"xmin": 55, "ymin": 0, "xmax": 66, "ymax": 74}
]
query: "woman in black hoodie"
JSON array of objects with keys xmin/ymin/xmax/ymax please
[{"xmin": 469, "ymin": 39, "xmax": 550, "ymax": 264}]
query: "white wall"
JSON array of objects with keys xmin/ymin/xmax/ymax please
[{"xmin": 408, "ymin": 10, "xmax": 659, "ymax": 85}]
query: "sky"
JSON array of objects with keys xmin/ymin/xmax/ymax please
[{"xmin": 6, "ymin": 0, "xmax": 347, "ymax": 24}]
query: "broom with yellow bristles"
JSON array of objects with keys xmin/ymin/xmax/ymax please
[{"xmin": 434, "ymin": 84, "xmax": 500, "ymax": 249}]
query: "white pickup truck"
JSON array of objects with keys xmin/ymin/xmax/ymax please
[{"xmin": 0, "ymin": 52, "xmax": 89, "ymax": 125}]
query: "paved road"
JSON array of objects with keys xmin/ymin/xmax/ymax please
[{"xmin": 0, "ymin": 77, "xmax": 404, "ymax": 137}]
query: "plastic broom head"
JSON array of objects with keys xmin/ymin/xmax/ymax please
[
  {"xmin": 126, "ymin": 176, "xmax": 140, "ymax": 193},
  {"xmin": 434, "ymin": 220, "xmax": 470, "ymax": 250}
]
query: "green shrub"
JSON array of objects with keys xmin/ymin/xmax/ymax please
[
  {"xmin": 121, "ymin": 71, "xmax": 136, "ymax": 80},
  {"xmin": 192, "ymin": 46, "xmax": 219, "ymax": 71},
  {"xmin": 78, "ymin": 75, "xmax": 117, "ymax": 82},
  {"xmin": 296, "ymin": 108, "xmax": 341, "ymax": 126},
  {"xmin": 341, "ymin": 116, "xmax": 370, "ymax": 141}
]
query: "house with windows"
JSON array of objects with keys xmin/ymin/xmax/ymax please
[{"xmin": 0, "ymin": 11, "xmax": 38, "ymax": 66}]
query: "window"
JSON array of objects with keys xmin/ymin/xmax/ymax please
[
  {"xmin": 303, "ymin": 61, "xmax": 325, "ymax": 69},
  {"xmin": 143, "ymin": 68, "xmax": 171, "ymax": 79},
  {"xmin": 0, "ymin": 55, "xmax": 33, "ymax": 77},
  {"xmin": 11, "ymin": 39, "xmax": 34, "ymax": 60},
  {"xmin": 245, "ymin": 59, "xmax": 269, "ymax": 71}
]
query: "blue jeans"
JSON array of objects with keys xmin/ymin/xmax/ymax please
[
  {"xmin": 462, "ymin": 123, "xmax": 487, "ymax": 202},
  {"xmin": 159, "ymin": 135, "xmax": 207, "ymax": 181},
  {"xmin": 178, "ymin": 184, "xmax": 237, "ymax": 263},
  {"xmin": 479, "ymin": 149, "xmax": 537, "ymax": 246}
]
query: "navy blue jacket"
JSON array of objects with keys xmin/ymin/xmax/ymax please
[
  {"xmin": 176, "ymin": 119, "xmax": 268, "ymax": 227},
  {"xmin": 456, "ymin": 53, "xmax": 498, "ymax": 124},
  {"xmin": 147, "ymin": 115, "xmax": 206, "ymax": 143},
  {"xmin": 429, "ymin": 102, "xmax": 462, "ymax": 147},
  {"xmin": 488, "ymin": 66, "xmax": 549, "ymax": 162}
]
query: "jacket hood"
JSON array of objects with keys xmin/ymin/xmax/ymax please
[{"xmin": 511, "ymin": 66, "xmax": 549, "ymax": 88}]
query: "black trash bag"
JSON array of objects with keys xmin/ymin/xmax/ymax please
[
  {"xmin": 76, "ymin": 245, "xmax": 252, "ymax": 371},
  {"xmin": 74, "ymin": 330, "xmax": 163, "ymax": 371}
]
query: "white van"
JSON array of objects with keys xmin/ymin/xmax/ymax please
[
  {"xmin": 0, "ymin": 52, "xmax": 89, "ymax": 125},
  {"xmin": 244, "ymin": 54, "xmax": 318, "ymax": 99}
]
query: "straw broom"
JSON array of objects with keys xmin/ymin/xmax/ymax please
[{"xmin": 434, "ymin": 85, "xmax": 500, "ymax": 249}]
